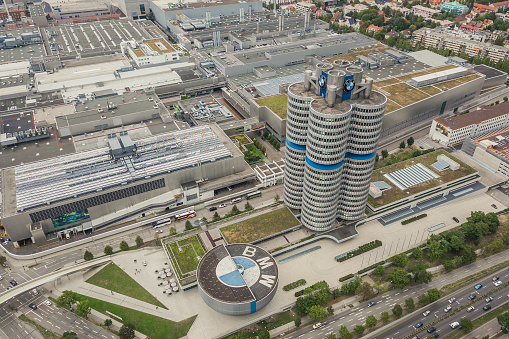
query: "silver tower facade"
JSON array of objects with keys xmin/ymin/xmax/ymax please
[{"xmin": 283, "ymin": 61, "xmax": 386, "ymax": 231}]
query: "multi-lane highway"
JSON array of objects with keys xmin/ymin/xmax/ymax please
[
  {"xmin": 283, "ymin": 257, "xmax": 509, "ymax": 339},
  {"xmin": 376, "ymin": 271, "xmax": 509, "ymax": 339}
]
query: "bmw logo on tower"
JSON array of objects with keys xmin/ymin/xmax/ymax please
[{"xmin": 344, "ymin": 78, "xmax": 355, "ymax": 92}]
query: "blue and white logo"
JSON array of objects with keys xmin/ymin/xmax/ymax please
[
  {"xmin": 216, "ymin": 256, "xmax": 261, "ymax": 287},
  {"xmin": 318, "ymin": 74, "xmax": 327, "ymax": 89},
  {"xmin": 344, "ymin": 79, "xmax": 355, "ymax": 92}
]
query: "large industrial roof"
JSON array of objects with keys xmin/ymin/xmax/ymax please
[
  {"xmin": 10, "ymin": 125, "xmax": 232, "ymax": 212},
  {"xmin": 197, "ymin": 244, "xmax": 278, "ymax": 304}
]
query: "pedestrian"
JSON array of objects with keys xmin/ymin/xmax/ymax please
[
  {"xmin": 156, "ymin": 306, "xmax": 158, "ymax": 310},
  {"xmin": 111, "ymin": 291, "xmax": 114, "ymax": 295}
]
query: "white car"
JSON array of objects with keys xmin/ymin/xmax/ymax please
[
  {"xmin": 467, "ymin": 306, "xmax": 475, "ymax": 312},
  {"xmin": 312, "ymin": 322, "xmax": 322, "ymax": 329},
  {"xmin": 44, "ymin": 300, "xmax": 51, "ymax": 306},
  {"xmin": 219, "ymin": 204, "xmax": 227, "ymax": 208},
  {"xmin": 156, "ymin": 229, "xmax": 163, "ymax": 234},
  {"xmin": 444, "ymin": 305, "xmax": 452, "ymax": 313},
  {"xmin": 494, "ymin": 281, "xmax": 502, "ymax": 287},
  {"xmin": 142, "ymin": 260, "xmax": 147, "ymax": 266},
  {"xmin": 450, "ymin": 321, "xmax": 460, "ymax": 329},
  {"xmin": 448, "ymin": 297, "xmax": 456, "ymax": 303},
  {"xmin": 422, "ymin": 310, "xmax": 430, "ymax": 317}
]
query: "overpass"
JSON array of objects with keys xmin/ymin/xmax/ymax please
[{"xmin": 0, "ymin": 256, "xmax": 111, "ymax": 305}]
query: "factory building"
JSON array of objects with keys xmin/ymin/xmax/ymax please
[
  {"xmin": 462, "ymin": 128, "xmax": 509, "ymax": 177},
  {"xmin": 284, "ymin": 61, "xmax": 386, "ymax": 231},
  {"xmin": 120, "ymin": 38, "xmax": 181, "ymax": 67},
  {"xmin": 0, "ymin": 125, "xmax": 253, "ymax": 247}
]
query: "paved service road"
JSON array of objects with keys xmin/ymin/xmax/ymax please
[
  {"xmin": 463, "ymin": 317, "xmax": 501, "ymax": 339},
  {"xmin": 282, "ymin": 252, "xmax": 509, "ymax": 339},
  {"xmin": 375, "ymin": 271, "xmax": 509, "ymax": 339}
]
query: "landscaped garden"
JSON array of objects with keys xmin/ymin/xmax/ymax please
[
  {"xmin": 220, "ymin": 207, "xmax": 300, "ymax": 244},
  {"xmin": 86, "ymin": 262, "xmax": 166, "ymax": 309},
  {"xmin": 166, "ymin": 235, "xmax": 206, "ymax": 277},
  {"xmin": 73, "ymin": 293, "xmax": 195, "ymax": 339}
]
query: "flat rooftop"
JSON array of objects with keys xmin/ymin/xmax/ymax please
[
  {"xmin": 197, "ymin": 244, "xmax": 278, "ymax": 303},
  {"xmin": 435, "ymin": 101, "xmax": 509, "ymax": 130},
  {"xmin": 473, "ymin": 64, "xmax": 507, "ymax": 80},
  {"xmin": 476, "ymin": 129, "xmax": 509, "ymax": 159},
  {"xmin": 153, "ymin": 0, "xmax": 260, "ymax": 11},
  {"xmin": 0, "ymin": 27, "xmax": 45, "ymax": 63},
  {"xmin": 4, "ymin": 125, "xmax": 233, "ymax": 215},
  {"xmin": 42, "ymin": 19, "xmax": 150, "ymax": 58}
]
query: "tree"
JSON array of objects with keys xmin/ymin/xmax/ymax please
[
  {"xmin": 154, "ymin": 232, "xmax": 159, "ymax": 242},
  {"xmin": 333, "ymin": 288, "xmax": 341, "ymax": 299},
  {"xmin": 412, "ymin": 247, "xmax": 423, "ymax": 259},
  {"xmin": 61, "ymin": 332, "xmax": 78, "ymax": 339},
  {"xmin": 354, "ymin": 325, "xmax": 365, "ymax": 335},
  {"xmin": 294, "ymin": 317, "xmax": 302, "ymax": 327},
  {"xmin": 169, "ymin": 226, "xmax": 177, "ymax": 235},
  {"xmin": 146, "ymin": 11, "xmax": 155, "ymax": 21},
  {"xmin": 75, "ymin": 300, "xmax": 91, "ymax": 319},
  {"xmin": 399, "ymin": 141, "xmax": 406, "ymax": 149},
  {"xmin": 244, "ymin": 202, "xmax": 253, "ymax": 211},
  {"xmin": 392, "ymin": 253, "xmax": 409, "ymax": 268},
  {"xmin": 407, "ymin": 136, "xmax": 414, "ymax": 146},
  {"xmin": 460, "ymin": 318, "xmax": 474, "ymax": 332},
  {"xmin": 504, "ymin": 96, "xmax": 508, "ymax": 102},
  {"xmin": 57, "ymin": 290, "xmax": 77, "ymax": 309},
  {"xmin": 374, "ymin": 264, "xmax": 385, "ymax": 276},
  {"xmin": 405, "ymin": 297, "xmax": 415, "ymax": 310},
  {"xmin": 212, "ymin": 212, "xmax": 221, "ymax": 222},
  {"xmin": 366, "ymin": 315, "xmax": 377, "ymax": 328},
  {"xmin": 427, "ymin": 288, "xmax": 441, "ymax": 302},
  {"xmin": 104, "ymin": 245, "xmax": 113, "ymax": 255},
  {"xmin": 410, "ymin": 263, "xmax": 432, "ymax": 284},
  {"xmin": 83, "ymin": 250, "xmax": 93, "ymax": 261},
  {"xmin": 327, "ymin": 305, "xmax": 334, "ymax": 316},
  {"xmin": 185, "ymin": 220, "xmax": 193, "ymax": 230},
  {"xmin": 104, "ymin": 319, "xmax": 112, "ymax": 328},
  {"xmin": 326, "ymin": 334, "xmax": 337, "ymax": 339},
  {"xmin": 392, "ymin": 304, "xmax": 403, "ymax": 317},
  {"xmin": 274, "ymin": 194, "xmax": 280, "ymax": 203},
  {"xmin": 427, "ymin": 238, "xmax": 444, "ymax": 261},
  {"xmin": 120, "ymin": 241, "xmax": 129, "ymax": 251},
  {"xmin": 381, "ymin": 311, "xmax": 390, "ymax": 323},
  {"xmin": 388, "ymin": 268, "xmax": 411, "ymax": 289},
  {"xmin": 418, "ymin": 294, "xmax": 429, "ymax": 305},
  {"xmin": 119, "ymin": 323, "xmax": 136, "ymax": 339},
  {"xmin": 308, "ymin": 305, "xmax": 329, "ymax": 322},
  {"xmin": 443, "ymin": 260, "xmax": 455, "ymax": 272},
  {"xmin": 0, "ymin": 255, "xmax": 6, "ymax": 266},
  {"xmin": 338, "ymin": 325, "xmax": 353, "ymax": 339},
  {"xmin": 373, "ymin": 280, "xmax": 388, "ymax": 295},
  {"xmin": 135, "ymin": 235, "xmax": 144, "ymax": 248},
  {"xmin": 356, "ymin": 282, "xmax": 375, "ymax": 301},
  {"xmin": 498, "ymin": 311, "xmax": 509, "ymax": 333},
  {"xmin": 258, "ymin": 330, "xmax": 270, "ymax": 339},
  {"xmin": 449, "ymin": 235, "xmax": 465, "ymax": 252},
  {"xmin": 462, "ymin": 245, "xmax": 477, "ymax": 264},
  {"xmin": 381, "ymin": 149, "xmax": 389, "ymax": 159}
]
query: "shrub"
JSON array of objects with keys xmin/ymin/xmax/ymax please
[
  {"xmin": 283, "ymin": 279, "xmax": 307, "ymax": 291},
  {"xmin": 401, "ymin": 214, "xmax": 427, "ymax": 225},
  {"xmin": 339, "ymin": 274, "xmax": 354, "ymax": 282},
  {"xmin": 104, "ymin": 246, "xmax": 113, "ymax": 255},
  {"xmin": 358, "ymin": 261, "xmax": 386, "ymax": 274},
  {"xmin": 336, "ymin": 240, "xmax": 382, "ymax": 262},
  {"xmin": 83, "ymin": 250, "xmax": 93, "ymax": 261},
  {"xmin": 119, "ymin": 241, "xmax": 129, "ymax": 251}
]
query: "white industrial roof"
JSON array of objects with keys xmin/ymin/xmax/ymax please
[{"xmin": 410, "ymin": 67, "xmax": 468, "ymax": 83}]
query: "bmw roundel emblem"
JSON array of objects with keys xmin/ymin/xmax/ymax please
[
  {"xmin": 319, "ymin": 75, "xmax": 327, "ymax": 89},
  {"xmin": 344, "ymin": 79, "xmax": 355, "ymax": 92}
]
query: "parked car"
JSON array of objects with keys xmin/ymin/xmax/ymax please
[
  {"xmin": 427, "ymin": 327, "xmax": 436, "ymax": 333},
  {"xmin": 495, "ymin": 281, "xmax": 503, "ymax": 287},
  {"xmin": 367, "ymin": 301, "xmax": 376, "ymax": 307},
  {"xmin": 493, "ymin": 276, "xmax": 500, "ymax": 281},
  {"xmin": 312, "ymin": 322, "xmax": 323, "ymax": 329},
  {"xmin": 430, "ymin": 334, "xmax": 439, "ymax": 338},
  {"xmin": 423, "ymin": 310, "xmax": 431, "ymax": 317},
  {"xmin": 9, "ymin": 280, "xmax": 17, "ymax": 286},
  {"xmin": 415, "ymin": 322, "xmax": 423, "ymax": 328},
  {"xmin": 486, "ymin": 297, "xmax": 493, "ymax": 303},
  {"xmin": 444, "ymin": 305, "xmax": 452, "ymax": 313},
  {"xmin": 209, "ymin": 207, "xmax": 217, "ymax": 212},
  {"xmin": 219, "ymin": 204, "xmax": 227, "ymax": 208},
  {"xmin": 483, "ymin": 305, "xmax": 492, "ymax": 311},
  {"xmin": 469, "ymin": 294, "xmax": 477, "ymax": 300},
  {"xmin": 475, "ymin": 284, "xmax": 483, "ymax": 290},
  {"xmin": 492, "ymin": 204, "xmax": 498, "ymax": 209},
  {"xmin": 419, "ymin": 146, "xmax": 424, "ymax": 149},
  {"xmin": 467, "ymin": 306, "xmax": 475, "ymax": 312},
  {"xmin": 44, "ymin": 300, "xmax": 51, "ymax": 306},
  {"xmin": 28, "ymin": 303, "xmax": 37, "ymax": 310},
  {"xmin": 448, "ymin": 297, "xmax": 456, "ymax": 303},
  {"xmin": 453, "ymin": 217, "xmax": 459, "ymax": 223},
  {"xmin": 156, "ymin": 229, "xmax": 163, "ymax": 234},
  {"xmin": 142, "ymin": 260, "xmax": 147, "ymax": 266}
]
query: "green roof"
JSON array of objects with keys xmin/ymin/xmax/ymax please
[{"xmin": 256, "ymin": 94, "xmax": 288, "ymax": 119}]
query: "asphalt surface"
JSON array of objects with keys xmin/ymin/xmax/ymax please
[
  {"xmin": 463, "ymin": 317, "xmax": 501, "ymax": 339},
  {"xmin": 282, "ymin": 251, "xmax": 509, "ymax": 339},
  {"xmin": 375, "ymin": 271, "xmax": 509, "ymax": 339}
]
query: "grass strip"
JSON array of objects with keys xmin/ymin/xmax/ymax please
[
  {"xmin": 86, "ymin": 262, "xmax": 167, "ymax": 309},
  {"xmin": 74, "ymin": 293, "xmax": 195, "ymax": 339},
  {"xmin": 440, "ymin": 260, "xmax": 509, "ymax": 295},
  {"xmin": 444, "ymin": 301, "xmax": 509, "ymax": 339},
  {"xmin": 18, "ymin": 314, "xmax": 59, "ymax": 339}
]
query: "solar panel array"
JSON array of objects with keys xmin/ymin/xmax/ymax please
[
  {"xmin": 383, "ymin": 163, "xmax": 440, "ymax": 190},
  {"xmin": 432, "ymin": 159, "xmax": 450, "ymax": 172},
  {"xmin": 15, "ymin": 126, "xmax": 232, "ymax": 212}
]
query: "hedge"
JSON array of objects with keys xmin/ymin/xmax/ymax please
[
  {"xmin": 336, "ymin": 240, "xmax": 382, "ymax": 262},
  {"xmin": 294, "ymin": 280, "xmax": 328, "ymax": 297},
  {"xmin": 283, "ymin": 279, "xmax": 307, "ymax": 291},
  {"xmin": 401, "ymin": 213, "xmax": 427, "ymax": 225},
  {"xmin": 339, "ymin": 274, "xmax": 354, "ymax": 282},
  {"xmin": 358, "ymin": 261, "xmax": 386, "ymax": 274}
]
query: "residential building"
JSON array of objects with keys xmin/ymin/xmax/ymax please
[
  {"xmin": 412, "ymin": 5, "xmax": 441, "ymax": 18},
  {"xmin": 429, "ymin": 101, "xmax": 509, "ymax": 146},
  {"xmin": 473, "ymin": 3, "xmax": 496, "ymax": 14},
  {"xmin": 343, "ymin": 3, "xmax": 368, "ymax": 14},
  {"xmin": 441, "ymin": 1, "xmax": 469, "ymax": 16},
  {"xmin": 367, "ymin": 24, "xmax": 383, "ymax": 32},
  {"xmin": 283, "ymin": 64, "xmax": 386, "ymax": 230},
  {"xmin": 493, "ymin": 0, "xmax": 509, "ymax": 11},
  {"xmin": 428, "ymin": 0, "xmax": 443, "ymax": 6}
]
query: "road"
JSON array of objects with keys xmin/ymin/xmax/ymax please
[
  {"xmin": 282, "ymin": 251, "xmax": 509, "ymax": 339},
  {"xmin": 462, "ymin": 317, "xmax": 501, "ymax": 339},
  {"xmin": 374, "ymin": 271, "xmax": 509, "ymax": 339}
]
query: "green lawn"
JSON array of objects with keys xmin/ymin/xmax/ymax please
[
  {"xmin": 221, "ymin": 207, "xmax": 300, "ymax": 243},
  {"xmin": 86, "ymin": 263, "xmax": 166, "ymax": 309},
  {"xmin": 167, "ymin": 235, "xmax": 206, "ymax": 276},
  {"xmin": 255, "ymin": 94, "xmax": 288, "ymax": 119},
  {"xmin": 74, "ymin": 294, "xmax": 196, "ymax": 339}
]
